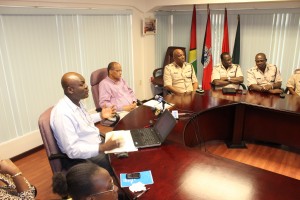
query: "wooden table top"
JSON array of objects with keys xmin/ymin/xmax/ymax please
[{"xmin": 105, "ymin": 91, "xmax": 300, "ymax": 199}]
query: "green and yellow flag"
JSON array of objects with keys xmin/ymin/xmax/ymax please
[{"xmin": 189, "ymin": 5, "xmax": 197, "ymax": 73}]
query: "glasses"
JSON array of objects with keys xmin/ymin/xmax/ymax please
[{"xmin": 89, "ymin": 180, "xmax": 115, "ymax": 197}]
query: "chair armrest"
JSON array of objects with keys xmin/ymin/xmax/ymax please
[
  {"xmin": 49, "ymin": 153, "xmax": 68, "ymax": 160},
  {"xmin": 240, "ymin": 83, "xmax": 247, "ymax": 90},
  {"xmin": 153, "ymin": 68, "xmax": 163, "ymax": 77}
]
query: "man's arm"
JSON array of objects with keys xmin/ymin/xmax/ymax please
[
  {"xmin": 99, "ymin": 137, "xmax": 120, "ymax": 152},
  {"xmin": 229, "ymin": 76, "xmax": 244, "ymax": 84},
  {"xmin": 98, "ymin": 80, "xmax": 117, "ymax": 109},
  {"xmin": 211, "ymin": 66, "xmax": 230, "ymax": 87},
  {"xmin": 247, "ymin": 68, "xmax": 262, "ymax": 91},
  {"xmin": 288, "ymin": 87, "xmax": 298, "ymax": 95},
  {"xmin": 192, "ymin": 82, "xmax": 198, "ymax": 91},
  {"xmin": 248, "ymin": 84, "xmax": 264, "ymax": 92},
  {"xmin": 52, "ymin": 114, "xmax": 99, "ymax": 159},
  {"xmin": 163, "ymin": 65, "xmax": 182, "ymax": 94},
  {"xmin": 164, "ymin": 85, "xmax": 183, "ymax": 94},
  {"xmin": 212, "ymin": 77, "xmax": 230, "ymax": 87}
]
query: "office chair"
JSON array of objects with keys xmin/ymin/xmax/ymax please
[
  {"xmin": 39, "ymin": 107, "xmax": 86, "ymax": 174},
  {"xmin": 151, "ymin": 46, "xmax": 186, "ymax": 93},
  {"xmin": 90, "ymin": 68, "xmax": 108, "ymax": 112},
  {"xmin": 38, "ymin": 107, "xmax": 67, "ymax": 174}
]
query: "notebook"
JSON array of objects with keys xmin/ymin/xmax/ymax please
[
  {"xmin": 130, "ymin": 110, "xmax": 176, "ymax": 148},
  {"xmin": 222, "ymin": 87, "xmax": 237, "ymax": 94}
]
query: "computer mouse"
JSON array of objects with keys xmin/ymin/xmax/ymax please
[{"xmin": 117, "ymin": 152, "xmax": 129, "ymax": 159}]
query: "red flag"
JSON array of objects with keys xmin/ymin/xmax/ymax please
[
  {"xmin": 188, "ymin": 5, "xmax": 197, "ymax": 73},
  {"xmin": 201, "ymin": 6, "xmax": 213, "ymax": 90},
  {"xmin": 222, "ymin": 8, "xmax": 230, "ymax": 53}
]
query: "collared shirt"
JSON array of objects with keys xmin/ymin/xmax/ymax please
[
  {"xmin": 50, "ymin": 95, "xmax": 101, "ymax": 159},
  {"xmin": 163, "ymin": 62, "xmax": 198, "ymax": 93},
  {"xmin": 286, "ymin": 70, "xmax": 300, "ymax": 95},
  {"xmin": 247, "ymin": 64, "xmax": 282, "ymax": 87},
  {"xmin": 211, "ymin": 63, "xmax": 243, "ymax": 89},
  {"xmin": 99, "ymin": 77, "xmax": 136, "ymax": 111}
]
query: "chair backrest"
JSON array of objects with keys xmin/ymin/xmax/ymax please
[
  {"xmin": 90, "ymin": 68, "xmax": 108, "ymax": 111},
  {"xmin": 38, "ymin": 107, "xmax": 64, "ymax": 174}
]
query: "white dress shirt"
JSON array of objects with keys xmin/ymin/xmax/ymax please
[{"xmin": 50, "ymin": 95, "xmax": 102, "ymax": 159}]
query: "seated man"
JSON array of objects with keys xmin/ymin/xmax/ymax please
[
  {"xmin": 50, "ymin": 72, "xmax": 121, "ymax": 175},
  {"xmin": 247, "ymin": 53, "xmax": 282, "ymax": 93},
  {"xmin": 99, "ymin": 62, "xmax": 137, "ymax": 112},
  {"xmin": 211, "ymin": 52, "xmax": 244, "ymax": 89},
  {"xmin": 163, "ymin": 49, "xmax": 198, "ymax": 94},
  {"xmin": 286, "ymin": 68, "xmax": 300, "ymax": 96}
]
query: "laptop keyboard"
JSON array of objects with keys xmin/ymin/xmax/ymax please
[{"xmin": 132, "ymin": 128, "xmax": 160, "ymax": 145}]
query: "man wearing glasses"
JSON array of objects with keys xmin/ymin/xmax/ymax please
[{"xmin": 99, "ymin": 62, "xmax": 137, "ymax": 112}]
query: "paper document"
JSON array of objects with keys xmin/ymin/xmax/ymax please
[
  {"xmin": 104, "ymin": 130, "xmax": 138, "ymax": 154},
  {"xmin": 143, "ymin": 99, "xmax": 173, "ymax": 110},
  {"xmin": 120, "ymin": 170, "xmax": 154, "ymax": 188}
]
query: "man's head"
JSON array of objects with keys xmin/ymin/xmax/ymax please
[
  {"xmin": 107, "ymin": 62, "xmax": 122, "ymax": 81},
  {"xmin": 220, "ymin": 52, "xmax": 232, "ymax": 68},
  {"xmin": 173, "ymin": 49, "xmax": 185, "ymax": 67},
  {"xmin": 61, "ymin": 72, "xmax": 89, "ymax": 104},
  {"xmin": 255, "ymin": 53, "xmax": 267, "ymax": 69}
]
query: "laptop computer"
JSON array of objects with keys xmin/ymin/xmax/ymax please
[
  {"xmin": 130, "ymin": 110, "xmax": 176, "ymax": 148},
  {"xmin": 222, "ymin": 87, "xmax": 237, "ymax": 94}
]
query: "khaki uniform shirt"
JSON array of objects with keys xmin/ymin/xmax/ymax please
[
  {"xmin": 164, "ymin": 62, "xmax": 198, "ymax": 93},
  {"xmin": 286, "ymin": 70, "xmax": 300, "ymax": 95},
  {"xmin": 211, "ymin": 64, "xmax": 243, "ymax": 89},
  {"xmin": 247, "ymin": 64, "xmax": 282, "ymax": 87}
]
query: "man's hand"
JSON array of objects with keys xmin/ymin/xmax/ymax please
[
  {"xmin": 101, "ymin": 105, "xmax": 116, "ymax": 119},
  {"xmin": 123, "ymin": 102, "xmax": 137, "ymax": 112},
  {"xmin": 99, "ymin": 137, "xmax": 123, "ymax": 152}
]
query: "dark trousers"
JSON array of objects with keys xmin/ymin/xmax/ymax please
[{"xmin": 87, "ymin": 153, "xmax": 114, "ymax": 176}]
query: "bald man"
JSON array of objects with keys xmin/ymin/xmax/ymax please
[
  {"xmin": 163, "ymin": 49, "xmax": 198, "ymax": 94},
  {"xmin": 50, "ymin": 72, "xmax": 120, "ymax": 174},
  {"xmin": 247, "ymin": 53, "xmax": 282, "ymax": 93}
]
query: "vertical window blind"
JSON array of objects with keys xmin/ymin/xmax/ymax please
[
  {"xmin": 0, "ymin": 11, "xmax": 133, "ymax": 142},
  {"xmin": 155, "ymin": 9, "xmax": 300, "ymax": 87}
]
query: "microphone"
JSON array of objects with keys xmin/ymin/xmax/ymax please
[
  {"xmin": 151, "ymin": 107, "xmax": 162, "ymax": 116},
  {"xmin": 154, "ymin": 95, "xmax": 170, "ymax": 105}
]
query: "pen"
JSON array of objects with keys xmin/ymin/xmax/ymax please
[{"xmin": 133, "ymin": 188, "xmax": 150, "ymax": 200}]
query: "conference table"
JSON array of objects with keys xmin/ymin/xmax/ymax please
[{"xmin": 101, "ymin": 90, "xmax": 300, "ymax": 200}]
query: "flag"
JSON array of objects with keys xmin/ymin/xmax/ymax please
[
  {"xmin": 222, "ymin": 8, "xmax": 230, "ymax": 53},
  {"xmin": 188, "ymin": 5, "xmax": 197, "ymax": 74},
  {"xmin": 232, "ymin": 14, "xmax": 240, "ymax": 64},
  {"xmin": 201, "ymin": 6, "xmax": 213, "ymax": 90}
]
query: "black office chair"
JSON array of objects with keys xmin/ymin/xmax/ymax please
[{"xmin": 151, "ymin": 46, "xmax": 186, "ymax": 95}]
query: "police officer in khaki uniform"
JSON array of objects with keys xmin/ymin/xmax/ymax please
[
  {"xmin": 247, "ymin": 53, "xmax": 282, "ymax": 93},
  {"xmin": 211, "ymin": 52, "xmax": 244, "ymax": 90},
  {"xmin": 163, "ymin": 49, "xmax": 198, "ymax": 94},
  {"xmin": 286, "ymin": 69, "xmax": 300, "ymax": 96}
]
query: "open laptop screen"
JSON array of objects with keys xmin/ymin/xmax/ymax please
[{"xmin": 154, "ymin": 110, "xmax": 176, "ymax": 142}]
